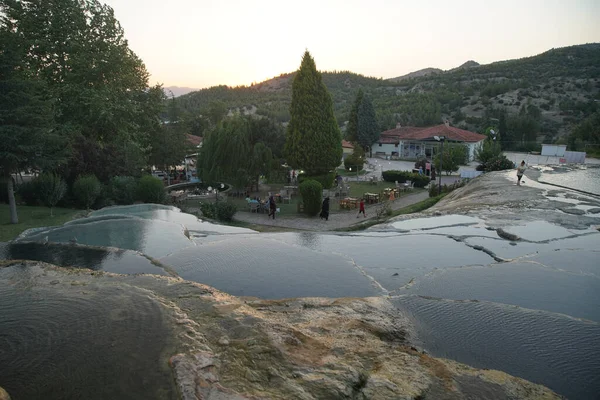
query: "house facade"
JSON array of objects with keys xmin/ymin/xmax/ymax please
[{"xmin": 372, "ymin": 122, "xmax": 486, "ymax": 161}]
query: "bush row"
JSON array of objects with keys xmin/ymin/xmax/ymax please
[
  {"xmin": 6, "ymin": 174, "xmax": 166, "ymax": 210},
  {"xmin": 382, "ymin": 170, "xmax": 430, "ymax": 188}
]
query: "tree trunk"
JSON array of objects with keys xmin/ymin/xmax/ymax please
[{"xmin": 7, "ymin": 177, "xmax": 18, "ymax": 224}]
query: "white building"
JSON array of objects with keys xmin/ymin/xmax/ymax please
[{"xmin": 373, "ymin": 122, "xmax": 487, "ymax": 161}]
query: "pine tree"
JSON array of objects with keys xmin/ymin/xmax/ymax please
[
  {"xmin": 357, "ymin": 94, "xmax": 379, "ymax": 155},
  {"xmin": 346, "ymin": 89, "xmax": 363, "ymax": 143},
  {"xmin": 285, "ymin": 51, "xmax": 342, "ymax": 175}
]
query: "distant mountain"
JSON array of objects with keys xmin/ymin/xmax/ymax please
[
  {"xmin": 387, "ymin": 67, "xmax": 443, "ymax": 83},
  {"xmin": 449, "ymin": 60, "xmax": 480, "ymax": 71},
  {"xmin": 177, "ymin": 44, "xmax": 600, "ymax": 144},
  {"xmin": 163, "ymin": 86, "xmax": 198, "ymax": 97}
]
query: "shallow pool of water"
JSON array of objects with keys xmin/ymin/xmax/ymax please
[
  {"xmin": 0, "ymin": 264, "xmax": 178, "ymax": 400},
  {"xmin": 539, "ymin": 166, "xmax": 600, "ymax": 195}
]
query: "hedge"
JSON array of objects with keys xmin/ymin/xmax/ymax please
[
  {"xmin": 382, "ymin": 170, "xmax": 430, "ymax": 188},
  {"xmin": 136, "ymin": 175, "xmax": 166, "ymax": 204}
]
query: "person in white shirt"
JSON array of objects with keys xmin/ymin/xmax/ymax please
[{"xmin": 516, "ymin": 160, "xmax": 527, "ymax": 185}]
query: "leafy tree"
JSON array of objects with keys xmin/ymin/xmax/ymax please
[
  {"xmin": 206, "ymin": 101, "xmax": 228, "ymax": 125},
  {"xmin": 149, "ymin": 94, "xmax": 188, "ymax": 182},
  {"xmin": 198, "ymin": 116, "xmax": 283, "ymax": 190},
  {"xmin": 73, "ymin": 174, "xmax": 101, "ymax": 211},
  {"xmin": 0, "ymin": 12, "xmax": 67, "ymax": 224},
  {"xmin": 434, "ymin": 144, "xmax": 468, "ymax": 175},
  {"xmin": 285, "ymin": 51, "xmax": 342, "ymax": 175},
  {"xmin": 569, "ymin": 111, "xmax": 600, "ymax": 149},
  {"xmin": 36, "ymin": 173, "xmax": 67, "ymax": 216},
  {"xmin": 2, "ymin": 0, "xmax": 163, "ymax": 182},
  {"xmin": 475, "ymin": 138, "xmax": 502, "ymax": 164}
]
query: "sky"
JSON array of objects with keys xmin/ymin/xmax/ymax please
[{"xmin": 102, "ymin": 0, "xmax": 600, "ymax": 89}]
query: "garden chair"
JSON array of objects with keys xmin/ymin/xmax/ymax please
[
  {"xmin": 280, "ymin": 189, "xmax": 292, "ymax": 204},
  {"xmin": 249, "ymin": 202, "xmax": 260, "ymax": 213}
]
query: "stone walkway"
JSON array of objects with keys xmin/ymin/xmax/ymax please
[{"xmin": 233, "ymin": 191, "xmax": 430, "ymax": 231}]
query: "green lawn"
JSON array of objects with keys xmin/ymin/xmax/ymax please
[{"xmin": 0, "ymin": 204, "xmax": 82, "ymax": 242}]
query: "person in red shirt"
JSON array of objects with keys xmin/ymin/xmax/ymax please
[{"xmin": 357, "ymin": 198, "xmax": 366, "ymax": 218}]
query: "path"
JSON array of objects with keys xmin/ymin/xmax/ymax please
[{"xmin": 233, "ymin": 191, "xmax": 430, "ymax": 231}]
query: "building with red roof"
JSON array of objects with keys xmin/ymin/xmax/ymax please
[{"xmin": 373, "ymin": 122, "xmax": 486, "ymax": 161}]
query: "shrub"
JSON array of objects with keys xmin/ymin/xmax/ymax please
[
  {"xmin": 199, "ymin": 202, "xmax": 216, "ymax": 219},
  {"xmin": 298, "ymin": 171, "xmax": 335, "ymax": 189},
  {"xmin": 215, "ymin": 202, "xmax": 237, "ymax": 221},
  {"xmin": 411, "ymin": 174, "xmax": 430, "ymax": 188},
  {"xmin": 108, "ymin": 176, "xmax": 137, "ymax": 205},
  {"xmin": 474, "ymin": 139, "xmax": 502, "ymax": 164},
  {"xmin": 136, "ymin": 175, "xmax": 166, "ymax": 204},
  {"xmin": 16, "ymin": 180, "xmax": 39, "ymax": 206},
  {"xmin": 73, "ymin": 174, "xmax": 101, "ymax": 210},
  {"xmin": 36, "ymin": 172, "xmax": 67, "ymax": 216},
  {"xmin": 299, "ymin": 179, "xmax": 322, "ymax": 216},
  {"xmin": 92, "ymin": 184, "xmax": 111, "ymax": 210},
  {"xmin": 382, "ymin": 170, "xmax": 413, "ymax": 183},
  {"xmin": 484, "ymin": 155, "xmax": 515, "ymax": 172}
]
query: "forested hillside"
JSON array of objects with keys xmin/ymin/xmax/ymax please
[{"xmin": 177, "ymin": 43, "xmax": 600, "ymax": 152}]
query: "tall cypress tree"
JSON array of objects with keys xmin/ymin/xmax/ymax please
[
  {"xmin": 285, "ymin": 51, "xmax": 342, "ymax": 175},
  {"xmin": 357, "ymin": 94, "xmax": 379, "ymax": 155},
  {"xmin": 346, "ymin": 89, "xmax": 363, "ymax": 143}
]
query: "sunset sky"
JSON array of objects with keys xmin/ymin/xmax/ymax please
[{"xmin": 102, "ymin": 0, "xmax": 600, "ymax": 89}]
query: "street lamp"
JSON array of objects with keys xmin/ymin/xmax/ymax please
[{"xmin": 434, "ymin": 136, "xmax": 446, "ymax": 196}]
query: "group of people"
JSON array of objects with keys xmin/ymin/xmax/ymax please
[{"xmin": 245, "ymin": 194, "xmax": 278, "ymax": 219}]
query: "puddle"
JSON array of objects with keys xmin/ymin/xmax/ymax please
[
  {"xmin": 393, "ymin": 295, "xmax": 600, "ymax": 400},
  {"xmin": 503, "ymin": 221, "xmax": 587, "ymax": 242}
]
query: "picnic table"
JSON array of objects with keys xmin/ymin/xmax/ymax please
[
  {"xmin": 339, "ymin": 197, "xmax": 359, "ymax": 209},
  {"xmin": 364, "ymin": 192, "xmax": 380, "ymax": 204}
]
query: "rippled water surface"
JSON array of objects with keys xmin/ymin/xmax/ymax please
[
  {"xmin": 0, "ymin": 264, "xmax": 177, "ymax": 400},
  {"xmin": 393, "ymin": 295, "xmax": 600, "ymax": 400}
]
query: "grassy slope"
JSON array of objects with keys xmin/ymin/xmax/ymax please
[{"xmin": 0, "ymin": 204, "xmax": 82, "ymax": 242}]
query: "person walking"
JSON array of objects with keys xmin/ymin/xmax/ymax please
[
  {"xmin": 357, "ymin": 198, "xmax": 366, "ymax": 218},
  {"xmin": 320, "ymin": 197, "xmax": 330, "ymax": 221},
  {"xmin": 516, "ymin": 160, "xmax": 527, "ymax": 185},
  {"xmin": 268, "ymin": 194, "xmax": 277, "ymax": 219}
]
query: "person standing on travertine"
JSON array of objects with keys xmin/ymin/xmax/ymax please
[{"xmin": 516, "ymin": 160, "xmax": 527, "ymax": 186}]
